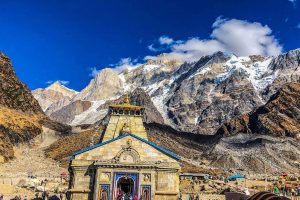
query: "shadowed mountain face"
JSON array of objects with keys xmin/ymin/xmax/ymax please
[
  {"xmin": 0, "ymin": 52, "xmax": 44, "ymax": 162},
  {"xmin": 0, "ymin": 52, "xmax": 71, "ymax": 162},
  {"xmin": 216, "ymin": 83, "xmax": 300, "ymax": 139},
  {"xmin": 0, "ymin": 53, "xmax": 43, "ymax": 114}
]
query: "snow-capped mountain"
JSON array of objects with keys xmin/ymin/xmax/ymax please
[
  {"xmin": 32, "ymin": 81, "xmax": 77, "ymax": 113},
  {"xmin": 33, "ymin": 49, "xmax": 300, "ymax": 134},
  {"xmin": 73, "ymin": 68, "xmax": 123, "ymax": 101}
]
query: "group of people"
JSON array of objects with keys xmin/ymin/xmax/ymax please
[
  {"xmin": 178, "ymin": 193, "xmax": 200, "ymax": 200},
  {"xmin": 115, "ymin": 187, "xmax": 135, "ymax": 200},
  {"xmin": 0, "ymin": 192, "xmax": 65, "ymax": 200},
  {"xmin": 273, "ymin": 186, "xmax": 300, "ymax": 197},
  {"xmin": 115, "ymin": 188, "xmax": 150, "ymax": 200},
  {"xmin": 0, "ymin": 195, "xmax": 27, "ymax": 200}
]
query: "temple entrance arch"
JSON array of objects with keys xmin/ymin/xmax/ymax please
[
  {"xmin": 114, "ymin": 172, "xmax": 139, "ymax": 200},
  {"xmin": 117, "ymin": 177, "xmax": 134, "ymax": 198}
]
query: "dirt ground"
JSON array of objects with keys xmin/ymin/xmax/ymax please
[{"xmin": 0, "ymin": 128, "xmax": 68, "ymax": 199}]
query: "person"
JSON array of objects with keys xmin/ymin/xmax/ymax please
[
  {"xmin": 60, "ymin": 193, "xmax": 64, "ymax": 200},
  {"xmin": 42, "ymin": 191, "xmax": 49, "ymax": 200},
  {"xmin": 244, "ymin": 188, "xmax": 250, "ymax": 196},
  {"xmin": 195, "ymin": 194, "xmax": 199, "ymax": 200},
  {"xmin": 24, "ymin": 195, "xmax": 28, "ymax": 200},
  {"xmin": 133, "ymin": 195, "xmax": 138, "ymax": 200},
  {"xmin": 116, "ymin": 187, "xmax": 122, "ymax": 200},
  {"xmin": 274, "ymin": 186, "xmax": 280, "ymax": 195},
  {"xmin": 178, "ymin": 192, "xmax": 182, "ymax": 200},
  {"xmin": 0, "ymin": 194, "xmax": 3, "ymax": 200}
]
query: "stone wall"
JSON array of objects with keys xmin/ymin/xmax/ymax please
[
  {"xmin": 74, "ymin": 135, "xmax": 179, "ymax": 164},
  {"xmin": 103, "ymin": 115, "xmax": 148, "ymax": 141}
]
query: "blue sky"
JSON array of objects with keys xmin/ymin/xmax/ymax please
[{"xmin": 0, "ymin": 0, "xmax": 299, "ymax": 91}]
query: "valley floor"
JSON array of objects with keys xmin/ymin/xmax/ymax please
[{"xmin": 0, "ymin": 128, "xmax": 68, "ymax": 199}]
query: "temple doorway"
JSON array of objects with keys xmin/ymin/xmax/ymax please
[{"xmin": 116, "ymin": 177, "xmax": 134, "ymax": 199}]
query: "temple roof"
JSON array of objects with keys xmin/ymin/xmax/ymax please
[
  {"xmin": 110, "ymin": 94, "xmax": 144, "ymax": 110},
  {"xmin": 71, "ymin": 133, "xmax": 180, "ymax": 161}
]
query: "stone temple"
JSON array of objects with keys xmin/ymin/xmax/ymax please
[{"xmin": 68, "ymin": 95, "xmax": 181, "ymax": 200}]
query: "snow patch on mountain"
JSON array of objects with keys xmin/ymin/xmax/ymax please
[
  {"xmin": 143, "ymin": 81, "xmax": 176, "ymax": 127},
  {"xmin": 70, "ymin": 100, "xmax": 107, "ymax": 126},
  {"xmin": 118, "ymin": 73, "xmax": 131, "ymax": 92},
  {"xmin": 142, "ymin": 64, "xmax": 160, "ymax": 72},
  {"xmin": 214, "ymin": 55, "xmax": 275, "ymax": 91}
]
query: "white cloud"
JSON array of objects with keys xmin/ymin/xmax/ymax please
[
  {"xmin": 159, "ymin": 36, "xmax": 174, "ymax": 45},
  {"xmin": 211, "ymin": 18, "xmax": 282, "ymax": 56},
  {"xmin": 103, "ymin": 17, "xmax": 282, "ymax": 73},
  {"xmin": 148, "ymin": 36, "xmax": 176, "ymax": 52},
  {"xmin": 148, "ymin": 44, "xmax": 159, "ymax": 52},
  {"xmin": 88, "ymin": 58, "xmax": 141, "ymax": 76},
  {"xmin": 288, "ymin": 0, "xmax": 297, "ymax": 7},
  {"xmin": 46, "ymin": 80, "xmax": 70, "ymax": 85},
  {"xmin": 212, "ymin": 15, "xmax": 227, "ymax": 28},
  {"xmin": 89, "ymin": 67, "xmax": 100, "ymax": 77},
  {"xmin": 145, "ymin": 17, "xmax": 282, "ymax": 62},
  {"xmin": 112, "ymin": 58, "xmax": 141, "ymax": 72}
]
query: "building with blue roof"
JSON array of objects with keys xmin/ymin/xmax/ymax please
[{"xmin": 67, "ymin": 95, "xmax": 181, "ymax": 200}]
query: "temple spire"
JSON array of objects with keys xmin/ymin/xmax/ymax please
[{"xmin": 124, "ymin": 93, "xmax": 130, "ymax": 104}]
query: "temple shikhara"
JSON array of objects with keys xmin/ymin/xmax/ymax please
[{"xmin": 68, "ymin": 95, "xmax": 181, "ymax": 200}]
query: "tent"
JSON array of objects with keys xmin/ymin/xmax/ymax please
[{"xmin": 226, "ymin": 173, "xmax": 246, "ymax": 181}]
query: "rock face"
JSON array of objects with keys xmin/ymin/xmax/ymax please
[
  {"xmin": 203, "ymin": 82, "xmax": 300, "ymax": 172},
  {"xmin": 216, "ymin": 83, "xmax": 300, "ymax": 139},
  {"xmin": 263, "ymin": 49, "xmax": 300, "ymax": 100},
  {"xmin": 34, "ymin": 50, "xmax": 300, "ymax": 136},
  {"xmin": 74, "ymin": 68, "xmax": 123, "ymax": 101},
  {"xmin": 165, "ymin": 53, "xmax": 265, "ymax": 134},
  {"xmin": 32, "ymin": 81, "xmax": 77, "ymax": 114},
  {"xmin": 35, "ymin": 50, "xmax": 300, "ymax": 173},
  {"xmin": 0, "ymin": 53, "xmax": 43, "ymax": 114},
  {"xmin": 50, "ymin": 100, "xmax": 92, "ymax": 124},
  {"xmin": 0, "ymin": 52, "xmax": 44, "ymax": 162},
  {"xmin": 206, "ymin": 134, "xmax": 300, "ymax": 173}
]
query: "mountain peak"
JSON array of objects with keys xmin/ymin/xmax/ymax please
[
  {"xmin": 0, "ymin": 52, "xmax": 43, "ymax": 114},
  {"xmin": 95, "ymin": 68, "xmax": 116, "ymax": 76},
  {"xmin": 48, "ymin": 81, "xmax": 63, "ymax": 87},
  {"xmin": 46, "ymin": 81, "xmax": 77, "ymax": 98},
  {"xmin": 146, "ymin": 53, "xmax": 183, "ymax": 67},
  {"xmin": 74, "ymin": 67, "xmax": 123, "ymax": 101}
]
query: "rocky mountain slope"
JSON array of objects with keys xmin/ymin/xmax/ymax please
[
  {"xmin": 36, "ymin": 49, "xmax": 300, "ymax": 137},
  {"xmin": 216, "ymin": 82, "xmax": 300, "ymax": 139},
  {"xmin": 45, "ymin": 82, "xmax": 300, "ymax": 173},
  {"xmin": 73, "ymin": 68, "xmax": 123, "ymax": 101},
  {"xmin": 0, "ymin": 52, "xmax": 44, "ymax": 162},
  {"xmin": 0, "ymin": 53, "xmax": 43, "ymax": 114},
  {"xmin": 0, "ymin": 52, "xmax": 71, "ymax": 163},
  {"xmin": 32, "ymin": 81, "xmax": 77, "ymax": 114},
  {"xmin": 206, "ymin": 82, "xmax": 300, "ymax": 172}
]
